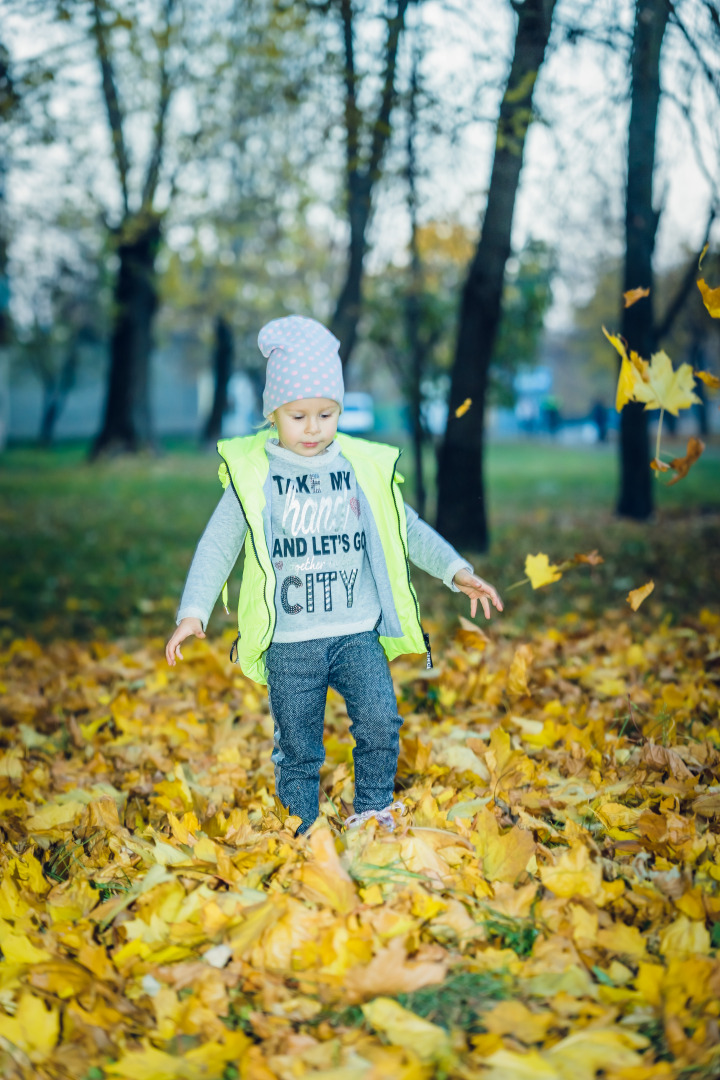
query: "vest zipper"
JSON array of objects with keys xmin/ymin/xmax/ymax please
[
  {"xmin": 390, "ymin": 453, "xmax": 433, "ymax": 670},
  {"xmin": 222, "ymin": 461, "xmax": 274, "ymax": 664}
]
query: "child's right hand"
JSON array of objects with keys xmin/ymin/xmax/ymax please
[{"xmin": 166, "ymin": 617, "xmax": 205, "ymax": 666}]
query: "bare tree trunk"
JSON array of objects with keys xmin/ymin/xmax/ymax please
[
  {"xmin": 92, "ymin": 215, "xmax": 161, "ymax": 456},
  {"xmin": 89, "ymin": 0, "xmax": 174, "ymax": 458},
  {"xmin": 404, "ymin": 54, "xmax": 427, "ymax": 518},
  {"xmin": 0, "ymin": 42, "xmax": 19, "ymax": 352},
  {"xmin": 407, "ymin": 269, "xmax": 426, "ymax": 518},
  {"xmin": 436, "ymin": 0, "xmax": 556, "ymax": 551},
  {"xmin": 617, "ymin": 0, "xmax": 669, "ymax": 519},
  {"xmin": 329, "ymin": 0, "xmax": 411, "ymax": 365},
  {"xmin": 202, "ymin": 314, "xmax": 234, "ymax": 444}
]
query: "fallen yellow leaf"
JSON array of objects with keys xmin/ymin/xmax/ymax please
[
  {"xmin": 481, "ymin": 1048, "xmax": 559, "ymax": 1079},
  {"xmin": 0, "ymin": 924, "xmax": 52, "ymax": 965},
  {"xmin": 298, "ymin": 827, "xmax": 357, "ymax": 913},
  {"xmin": 596, "ymin": 921, "xmax": 647, "ymax": 959},
  {"xmin": 482, "ymin": 999, "xmax": 554, "ymax": 1044},
  {"xmin": 0, "ymin": 991, "xmax": 59, "ymax": 1062},
  {"xmin": 481, "ymin": 824, "xmax": 536, "ymax": 884},
  {"xmin": 104, "ymin": 1043, "xmax": 194, "ymax": 1079},
  {"xmin": 659, "ymin": 915, "xmax": 711, "ymax": 959},
  {"xmin": 546, "ymin": 1026, "xmax": 649, "ymax": 1079},
  {"xmin": 362, "ymin": 996, "xmax": 450, "ymax": 1062},
  {"xmin": 26, "ymin": 800, "xmax": 86, "ymax": 832},
  {"xmin": 539, "ymin": 841, "xmax": 603, "ymax": 900},
  {"xmin": 508, "ymin": 644, "xmax": 533, "ymax": 698},
  {"xmin": 342, "ymin": 935, "xmax": 447, "ymax": 1003}
]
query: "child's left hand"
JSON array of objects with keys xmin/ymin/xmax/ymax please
[{"xmin": 453, "ymin": 569, "xmax": 503, "ymax": 620}]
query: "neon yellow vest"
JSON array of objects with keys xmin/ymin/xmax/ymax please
[{"xmin": 216, "ymin": 430, "xmax": 427, "ymax": 684}]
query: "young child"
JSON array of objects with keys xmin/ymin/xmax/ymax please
[{"xmin": 166, "ymin": 316, "xmax": 503, "ymax": 834}]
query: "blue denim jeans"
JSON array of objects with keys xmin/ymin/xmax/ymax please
[{"xmin": 265, "ymin": 631, "xmax": 403, "ymax": 833}]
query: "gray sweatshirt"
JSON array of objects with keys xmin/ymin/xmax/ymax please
[{"xmin": 177, "ymin": 439, "xmax": 471, "ymax": 638}]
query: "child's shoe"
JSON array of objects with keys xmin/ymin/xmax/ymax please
[{"xmin": 344, "ymin": 801, "xmax": 406, "ymax": 831}]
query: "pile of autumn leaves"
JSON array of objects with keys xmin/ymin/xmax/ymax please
[{"xmin": 1, "ymin": 605, "xmax": 720, "ymax": 1080}]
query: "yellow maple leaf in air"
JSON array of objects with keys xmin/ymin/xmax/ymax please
[
  {"xmin": 615, "ymin": 353, "xmax": 636, "ymax": 412},
  {"xmin": 604, "ymin": 329, "xmax": 699, "ymax": 415},
  {"xmin": 694, "ymin": 369, "xmax": 720, "ymax": 389},
  {"xmin": 697, "ymin": 277, "xmax": 720, "ymax": 318},
  {"xmin": 623, "ymin": 286, "xmax": 650, "ymax": 307},
  {"xmin": 630, "ymin": 351, "xmax": 700, "ymax": 415},
  {"xmin": 455, "ymin": 397, "xmax": 472, "ymax": 418},
  {"xmin": 603, "ymin": 328, "xmax": 648, "ymax": 411},
  {"xmin": 627, "ymin": 581, "xmax": 654, "ymax": 611},
  {"xmin": 666, "ymin": 437, "xmax": 705, "ymax": 486},
  {"xmin": 525, "ymin": 553, "xmax": 562, "ymax": 589}
]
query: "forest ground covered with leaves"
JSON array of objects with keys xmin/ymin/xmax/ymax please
[{"xmin": 1, "ymin": 439, "xmax": 720, "ymax": 1079}]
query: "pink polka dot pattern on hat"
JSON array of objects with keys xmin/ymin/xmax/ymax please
[{"xmin": 260, "ymin": 315, "xmax": 344, "ymax": 418}]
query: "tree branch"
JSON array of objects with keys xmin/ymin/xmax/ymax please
[
  {"xmin": 141, "ymin": 0, "xmax": 177, "ymax": 210},
  {"xmin": 667, "ymin": 0, "xmax": 720, "ymax": 100},
  {"xmin": 91, "ymin": 0, "xmax": 130, "ymax": 215},
  {"xmin": 662, "ymin": 86, "xmax": 720, "ymax": 202},
  {"xmin": 366, "ymin": 0, "xmax": 412, "ymax": 184},
  {"xmin": 654, "ymin": 205, "xmax": 717, "ymax": 345},
  {"xmin": 339, "ymin": 0, "xmax": 361, "ymax": 189}
]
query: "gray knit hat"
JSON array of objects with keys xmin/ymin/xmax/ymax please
[{"xmin": 259, "ymin": 315, "xmax": 344, "ymax": 417}]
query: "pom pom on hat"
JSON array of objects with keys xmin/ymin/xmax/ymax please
[{"xmin": 260, "ymin": 315, "xmax": 344, "ymax": 417}]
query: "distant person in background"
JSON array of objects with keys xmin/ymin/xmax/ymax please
[
  {"xmin": 591, "ymin": 400, "xmax": 608, "ymax": 443},
  {"xmin": 541, "ymin": 395, "xmax": 562, "ymax": 437}
]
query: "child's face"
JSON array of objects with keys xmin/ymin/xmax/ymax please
[{"xmin": 270, "ymin": 397, "xmax": 341, "ymax": 456}]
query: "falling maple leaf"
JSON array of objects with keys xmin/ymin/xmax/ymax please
[
  {"xmin": 604, "ymin": 328, "xmax": 635, "ymax": 412},
  {"xmin": 455, "ymin": 397, "xmax": 472, "ymax": 418},
  {"xmin": 572, "ymin": 550, "xmax": 604, "ymax": 566},
  {"xmin": 629, "ymin": 350, "xmax": 700, "ymax": 415},
  {"xmin": 694, "ymin": 368, "xmax": 720, "ymax": 389},
  {"xmin": 603, "ymin": 328, "xmax": 650, "ymax": 411},
  {"xmin": 623, "ymin": 286, "xmax": 650, "ymax": 307},
  {"xmin": 525, "ymin": 553, "xmax": 563, "ymax": 589},
  {"xmin": 627, "ymin": 580, "xmax": 654, "ymax": 610},
  {"xmin": 697, "ymin": 277, "xmax": 720, "ymax": 318},
  {"xmin": 604, "ymin": 328, "xmax": 700, "ymax": 415},
  {"xmin": 665, "ymin": 437, "xmax": 705, "ymax": 485}
]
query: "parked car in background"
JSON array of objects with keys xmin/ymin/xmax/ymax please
[{"xmin": 338, "ymin": 392, "xmax": 375, "ymax": 434}]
